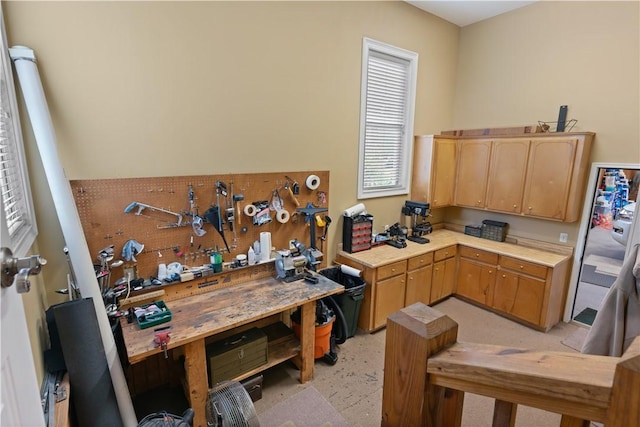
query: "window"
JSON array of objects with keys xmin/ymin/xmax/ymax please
[
  {"xmin": 358, "ymin": 38, "xmax": 418, "ymax": 199},
  {"xmin": 1, "ymin": 10, "xmax": 37, "ymax": 256}
]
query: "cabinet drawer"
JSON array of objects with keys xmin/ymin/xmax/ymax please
[
  {"xmin": 407, "ymin": 252, "xmax": 434, "ymax": 271},
  {"xmin": 459, "ymin": 246, "xmax": 498, "ymax": 265},
  {"xmin": 377, "ymin": 260, "xmax": 407, "ymax": 281},
  {"xmin": 434, "ymin": 245, "xmax": 457, "ymax": 262},
  {"xmin": 499, "ymin": 256, "xmax": 548, "ymax": 279}
]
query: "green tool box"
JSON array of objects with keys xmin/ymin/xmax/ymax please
[
  {"xmin": 206, "ymin": 327, "xmax": 268, "ymax": 386},
  {"xmin": 135, "ymin": 300, "xmax": 172, "ymax": 329}
]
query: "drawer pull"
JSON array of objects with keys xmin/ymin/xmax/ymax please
[
  {"xmin": 513, "ymin": 204, "xmax": 517, "ymax": 208},
  {"xmin": 520, "ymin": 265, "xmax": 524, "ymax": 269},
  {"xmin": 488, "ymin": 270, "xmax": 493, "ymax": 274},
  {"xmin": 475, "ymin": 253, "xmax": 480, "ymax": 257},
  {"xmin": 391, "ymin": 268, "xmax": 396, "ymax": 272},
  {"xmin": 502, "ymin": 274, "xmax": 506, "ymax": 278}
]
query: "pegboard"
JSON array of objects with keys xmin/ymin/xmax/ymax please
[{"xmin": 70, "ymin": 171, "xmax": 330, "ymax": 280}]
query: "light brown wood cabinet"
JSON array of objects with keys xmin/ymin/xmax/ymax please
[
  {"xmin": 371, "ymin": 260, "xmax": 407, "ymax": 330},
  {"xmin": 455, "ymin": 139, "xmax": 492, "ymax": 208},
  {"xmin": 430, "ymin": 245, "xmax": 457, "ymax": 303},
  {"xmin": 485, "ymin": 138, "xmax": 529, "ymax": 213},
  {"xmin": 456, "ymin": 246, "xmax": 497, "ymax": 305},
  {"xmin": 414, "ymin": 132, "xmax": 594, "ymax": 222},
  {"xmin": 336, "ymin": 230, "xmax": 571, "ymax": 333},
  {"xmin": 411, "ymin": 135, "xmax": 457, "ymax": 208},
  {"xmin": 405, "ymin": 253, "xmax": 433, "ymax": 307},
  {"xmin": 521, "ymin": 137, "xmax": 577, "ymax": 220}
]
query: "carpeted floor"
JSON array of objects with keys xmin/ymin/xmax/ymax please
[{"xmin": 258, "ymin": 385, "xmax": 348, "ymax": 427}]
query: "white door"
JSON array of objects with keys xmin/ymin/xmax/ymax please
[
  {"xmin": 0, "ymin": 279, "xmax": 45, "ymax": 427},
  {"xmin": 0, "ymin": 5, "xmax": 45, "ymax": 425}
]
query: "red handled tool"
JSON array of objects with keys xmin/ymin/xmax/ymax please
[{"xmin": 154, "ymin": 327, "xmax": 171, "ymax": 358}]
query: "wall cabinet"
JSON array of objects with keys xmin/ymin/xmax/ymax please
[
  {"xmin": 485, "ymin": 138, "xmax": 529, "ymax": 213},
  {"xmin": 413, "ymin": 132, "xmax": 593, "ymax": 222},
  {"xmin": 456, "ymin": 246, "xmax": 497, "ymax": 305},
  {"xmin": 455, "ymin": 139, "xmax": 492, "ymax": 208},
  {"xmin": 412, "ymin": 135, "xmax": 457, "ymax": 208}
]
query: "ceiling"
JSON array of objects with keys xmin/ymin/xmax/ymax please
[{"xmin": 405, "ymin": 1, "xmax": 537, "ymax": 27}]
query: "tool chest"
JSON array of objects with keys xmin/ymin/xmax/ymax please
[
  {"xmin": 343, "ymin": 214, "xmax": 373, "ymax": 253},
  {"xmin": 135, "ymin": 301, "xmax": 172, "ymax": 329},
  {"xmin": 206, "ymin": 327, "xmax": 268, "ymax": 386}
]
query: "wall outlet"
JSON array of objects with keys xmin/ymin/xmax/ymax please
[{"xmin": 559, "ymin": 232, "xmax": 568, "ymax": 243}]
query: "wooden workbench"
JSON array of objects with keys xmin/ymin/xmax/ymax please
[{"xmin": 120, "ymin": 273, "xmax": 343, "ymax": 427}]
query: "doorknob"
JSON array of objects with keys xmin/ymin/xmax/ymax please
[{"xmin": 0, "ymin": 247, "xmax": 47, "ymax": 293}]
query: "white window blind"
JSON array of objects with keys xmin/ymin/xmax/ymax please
[
  {"xmin": 358, "ymin": 38, "xmax": 417, "ymax": 199},
  {"xmin": 0, "ymin": 9, "xmax": 37, "ymax": 256}
]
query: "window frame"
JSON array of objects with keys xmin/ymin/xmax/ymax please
[
  {"xmin": 357, "ymin": 37, "xmax": 418, "ymax": 199},
  {"xmin": 1, "ymin": 9, "xmax": 38, "ymax": 257}
]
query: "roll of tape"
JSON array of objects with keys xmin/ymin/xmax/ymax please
[
  {"xmin": 276, "ymin": 209, "xmax": 290, "ymax": 224},
  {"xmin": 305, "ymin": 174, "xmax": 320, "ymax": 190},
  {"xmin": 243, "ymin": 204, "xmax": 258, "ymax": 217}
]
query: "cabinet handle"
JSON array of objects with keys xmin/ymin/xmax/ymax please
[
  {"xmin": 435, "ymin": 267, "xmax": 439, "ymax": 271},
  {"xmin": 528, "ymin": 206, "xmax": 533, "ymax": 210},
  {"xmin": 391, "ymin": 268, "xmax": 396, "ymax": 272},
  {"xmin": 489, "ymin": 270, "xmax": 493, "ymax": 274},
  {"xmin": 502, "ymin": 274, "xmax": 506, "ymax": 278},
  {"xmin": 475, "ymin": 253, "xmax": 480, "ymax": 257},
  {"xmin": 444, "ymin": 252, "xmax": 448, "ymax": 256},
  {"xmin": 520, "ymin": 265, "xmax": 524, "ymax": 269},
  {"xmin": 409, "ymin": 276, "xmax": 413, "ymax": 280}
]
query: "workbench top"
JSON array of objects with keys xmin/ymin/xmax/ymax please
[
  {"xmin": 120, "ymin": 273, "xmax": 344, "ymax": 364},
  {"xmin": 337, "ymin": 229, "xmax": 571, "ymax": 269}
]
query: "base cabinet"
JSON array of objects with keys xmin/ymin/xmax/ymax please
[
  {"xmin": 430, "ymin": 246, "xmax": 457, "ymax": 303},
  {"xmin": 457, "ymin": 246, "xmax": 498, "ymax": 305},
  {"xmin": 336, "ymin": 234, "xmax": 570, "ymax": 333},
  {"xmin": 405, "ymin": 253, "xmax": 434, "ymax": 307}
]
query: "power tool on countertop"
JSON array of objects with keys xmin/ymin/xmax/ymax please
[{"xmin": 401, "ymin": 200, "xmax": 432, "ymax": 244}]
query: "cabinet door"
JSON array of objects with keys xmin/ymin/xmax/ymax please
[
  {"xmin": 455, "ymin": 139, "xmax": 492, "ymax": 208},
  {"xmin": 405, "ymin": 265, "xmax": 433, "ymax": 307},
  {"xmin": 522, "ymin": 137, "xmax": 577, "ymax": 220},
  {"xmin": 486, "ymin": 138, "xmax": 529, "ymax": 213},
  {"xmin": 430, "ymin": 257, "xmax": 456, "ymax": 303},
  {"xmin": 374, "ymin": 274, "xmax": 406, "ymax": 329},
  {"xmin": 493, "ymin": 270, "xmax": 544, "ymax": 325},
  {"xmin": 457, "ymin": 258, "xmax": 496, "ymax": 305},
  {"xmin": 411, "ymin": 135, "xmax": 457, "ymax": 208}
]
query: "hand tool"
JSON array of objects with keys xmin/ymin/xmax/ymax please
[
  {"xmin": 205, "ymin": 205, "xmax": 231, "ymax": 253},
  {"xmin": 319, "ymin": 215, "xmax": 332, "ymax": 252},
  {"xmin": 284, "ymin": 178, "xmax": 300, "ymax": 207},
  {"xmin": 153, "ymin": 326, "xmax": 171, "ymax": 359},
  {"xmin": 125, "ymin": 201, "xmax": 185, "ymax": 229}
]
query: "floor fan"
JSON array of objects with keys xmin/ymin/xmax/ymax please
[{"xmin": 206, "ymin": 381, "xmax": 260, "ymax": 427}]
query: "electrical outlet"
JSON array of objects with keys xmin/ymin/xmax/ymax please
[{"xmin": 559, "ymin": 232, "xmax": 568, "ymax": 243}]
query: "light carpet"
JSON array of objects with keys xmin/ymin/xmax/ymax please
[
  {"xmin": 257, "ymin": 385, "xmax": 348, "ymax": 427},
  {"xmin": 561, "ymin": 326, "xmax": 589, "ymax": 352}
]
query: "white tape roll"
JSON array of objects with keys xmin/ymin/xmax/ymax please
[
  {"xmin": 343, "ymin": 203, "xmax": 366, "ymax": 217},
  {"xmin": 276, "ymin": 209, "xmax": 290, "ymax": 224},
  {"xmin": 243, "ymin": 204, "xmax": 258, "ymax": 217},
  {"xmin": 340, "ymin": 264, "xmax": 362, "ymax": 277},
  {"xmin": 305, "ymin": 174, "xmax": 320, "ymax": 190}
]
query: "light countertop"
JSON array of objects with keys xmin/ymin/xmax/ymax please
[{"xmin": 336, "ymin": 229, "xmax": 572, "ymax": 269}]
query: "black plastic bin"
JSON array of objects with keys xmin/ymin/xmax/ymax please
[{"xmin": 319, "ymin": 266, "xmax": 366, "ymax": 339}]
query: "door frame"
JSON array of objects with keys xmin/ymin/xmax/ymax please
[{"xmin": 563, "ymin": 162, "xmax": 640, "ymax": 323}]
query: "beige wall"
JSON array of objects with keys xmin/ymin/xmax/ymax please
[
  {"xmin": 5, "ymin": 1, "xmax": 459, "ymax": 380},
  {"xmin": 446, "ymin": 1, "xmax": 640, "ymax": 245},
  {"xmin": 6, "ymin": 0, "xmax": 639, "ymax": 382}
]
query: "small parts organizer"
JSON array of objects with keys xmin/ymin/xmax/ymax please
[
  {"xmin": 465, "ymin": 219, "xmax": 508, "ymax": 242},
  {"xmin": 342, "ymin": 214, "xmax": 373, "ymax": 253}
]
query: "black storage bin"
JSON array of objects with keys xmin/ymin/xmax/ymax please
[{"xmin": 320, "ymin": 267, "xmax": 366, "ymax": 339}]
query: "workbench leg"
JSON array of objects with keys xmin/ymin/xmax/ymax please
[
  {"xmin": 299, "ymin": 301, "xmax": 315, "ymax": 383},
  {"xmin": 184, "ymin": 338, "xmax": 208, "ymax": 427}
]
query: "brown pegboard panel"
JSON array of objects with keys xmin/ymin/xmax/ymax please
[{"xmin": 70, "ymin": 171, "xmax": 329, "ymax": 280}]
